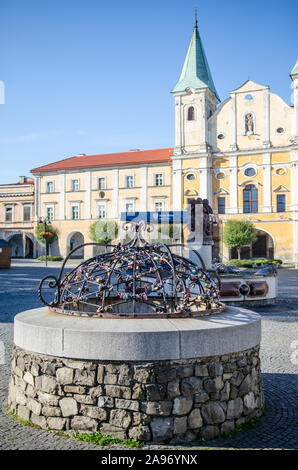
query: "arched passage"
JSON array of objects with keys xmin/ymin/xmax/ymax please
[
  {"xmin": 67, "ymin": 232, "xmax": 85, "ymax": 259},
  {"xmin": 230, "ymin": 228, "xmax": 274, "ymax": 260},
  {"xmin": 7, "ymin": 232, "xmax": 34, "ymax": 258}
]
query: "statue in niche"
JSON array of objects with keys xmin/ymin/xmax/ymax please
[{"xmin": 245, "ymin": 113, "xmax": 254, "ymax": 135}]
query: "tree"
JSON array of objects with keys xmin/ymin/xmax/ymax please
[
  {"xmin": 223, "ymin": 220, "xmax": 257, "ymax": 259},
  {"xmin": 89, "ymin": 220, "xmax": 118, "ymax": 245}
]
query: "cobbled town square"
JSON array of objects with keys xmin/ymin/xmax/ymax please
[{"xmin": 0, "ymin": 0, "xmax": 297, "ymax": 462}]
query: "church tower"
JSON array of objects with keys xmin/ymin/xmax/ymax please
[
  {"xmin": 290, "ymin": 59, "xmax": 298, "ymax": 144},
  {"xmin": 171, "ymin": 17, "xmax": 220, "ymax": 154}
]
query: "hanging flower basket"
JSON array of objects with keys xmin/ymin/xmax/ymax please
[{"xmin": 40, "ymin": 231, "xmax": 54, "ymax": 240}]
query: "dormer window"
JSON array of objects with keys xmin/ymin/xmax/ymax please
[{"xmin": 187, "ymin": 106, "xmax": 195, "ymax": 121}]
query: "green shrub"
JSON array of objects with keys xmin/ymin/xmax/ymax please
[
  {"xmin": 37, "ymin": 255, "xmax": 63, "ymax": 262},
  {"xmin": 227, "ymin": 259, "xmax": 254, "ymax": 268}
]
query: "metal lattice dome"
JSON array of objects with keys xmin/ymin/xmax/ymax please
[{"xmin": 39, "ymin": 222, "xmax": 224, "ymax": 318}]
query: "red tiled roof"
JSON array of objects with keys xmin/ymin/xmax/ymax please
[
  {"xmin": 0, "ymin": 179, "xmax": 34, "ymax": 187},
  {"xmin": 31, "ymin": 148, "xmax": 174, "ymax": 174}
]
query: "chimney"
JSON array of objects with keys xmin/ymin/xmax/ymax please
[{"xmin": 19, "ymin": 176, "xmax": 27, "ymax": 184}]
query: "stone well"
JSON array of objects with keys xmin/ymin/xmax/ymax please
[{"xmin": 8, "ymin": 305, "xmax": 264, "ymax": 443}]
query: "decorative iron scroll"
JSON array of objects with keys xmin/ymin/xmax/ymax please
[{"xmin": 38, "ymin": 222, "xmax": 224, "ymax": 318}]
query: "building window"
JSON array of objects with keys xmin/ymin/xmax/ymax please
[
  {"xmin": 98, "ymin": 177, "xmax": 106, "ymax": 190},
  {"xmin": 23, "ymin": 205, "xmax": 31, "ymax": 222},
  {"xmin": 5, "ymin": 206, "xmax": 13, "ymax": 222},
  {"xmin": 155, "ymin": 173, "xmax": 164, "ymax": 186},
  {"xmin": 154, "ymin": 200, "xmax": 164, "ymax": 212},
  {"xmin": 125, "ymin": 202, "xmax": 134, "ymax": 212},
  {"xmin": 126, "ymin": 175, "xmax": 134, "ymax": 188},
  {"xmin": 47, "ymin": 181, "xmax": 54, "ymax": 193},
  {"xmin": 72, "ymin": 179, "xmax": 80, "ymax": 192},
  {"xmin": 244, "ymin": 167, "xmax": 257, "ymax": 177},
  {"xmin": 71, "ymin": 205, "xmax": 79, "ymax": 220},
  {"xmin": 277, "ymin": 194, "xmax": 286, "ymax": 212},
  {"xmin": 243, "ymin": 184, "xmax": 258, "ymax": 213},
  {"xmin": 217, "ymin": 197, "xmax": 226, "ymax": 214},
  {"xmin": 187, "ymin": 106, "xmax": 195, "ymax": 121},
  {"xmin": 97, "ymin": 204, "xmax": 106, "ymax": 219},
  {"xmin": 46, "ymin": 206, "xmax": 54, "ymax": 221},
  {"xmin": 186, "ymin": 173, "xmax": 196, "ymax": 181}
]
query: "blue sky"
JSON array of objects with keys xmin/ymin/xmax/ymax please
[{"xmin": 0, "ymin": 0, "xmax": 297, "ymax": 183}]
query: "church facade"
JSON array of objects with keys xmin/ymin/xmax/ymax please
[{"xmin": 31, "ymin": 23, "xmax": 298, "ymax": 263}]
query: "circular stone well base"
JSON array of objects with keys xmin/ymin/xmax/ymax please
[{"xmin": 7, "ymin": 306, "xmax": 264, "ymax": 443}]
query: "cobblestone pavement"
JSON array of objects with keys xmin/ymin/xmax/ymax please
[{"xmin": 0, "ymin": 261, "xmax": 297, "ymax": 450}]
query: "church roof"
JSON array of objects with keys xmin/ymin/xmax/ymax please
[
  {"xmin": 171, "ymin": 25, "xmax": 219, "ymax": 100},
  {"xmin": 290, "ymin": 59, "xmax": 298, "ymax": 77}
]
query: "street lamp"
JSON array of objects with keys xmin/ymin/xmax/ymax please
[{"xmin": 38, "ymin": 216, "xmax": 51, "ymax": 267}]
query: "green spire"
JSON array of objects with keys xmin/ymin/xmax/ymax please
[
  {"xmin": 172, "ymin": 23, "xmax": 219, "ymax": 99},
  {"xmin": 290, "ymin": 59, "xmax": 298, "ymax": 77}
]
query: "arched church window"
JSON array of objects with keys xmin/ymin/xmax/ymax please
[
  {"xmin": 245, "ymin": 113, "xmax": 255, "ymax": 135},
  {"xmin": 187, "ymin": 106, "xmax": 195, "ymax": 121},
  {"xmin": 243, "ymin": 184, "xmax": 258, "ymax": 213}
]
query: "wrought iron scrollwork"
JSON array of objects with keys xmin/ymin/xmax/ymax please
[{"xmin": 38, "ymin": 222, "xmax": 224, "ymax": 318}]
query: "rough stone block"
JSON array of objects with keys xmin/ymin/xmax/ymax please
[
  {"xmin": 201, "ymin": 402, "xmax": 225, "ymax": 424},
  {"xmin": 204, "ymin": 377, "xmax": 224, "ymax": 393},
  {"xmin": 104, "ymin": 373, "xmax": 118, "ymax": 385},
  {"xmin": 42, "ymin": 405, "xmax": 61, "ymax": 417},
  {"xmin": 27, "ymin": 398, "xmax": 42, "ymax": 416},
  {"xmin": 73, "ymin": 394, "xmax": 97, "ymax": 405},
  {"xmin": 200, "ymin": 425, "xmax": 219, "ymax": 440},
  {"xmin": 105, "ymin": 385, "xmax": 131, "ymax": 399},
  {"xmin": 97, "ymin": 396, "xmax": 114, "ymax": 408},
  {"xmin": 128, "ymin": 425, "xmax": 151, "ymax": 441},
  {"xmin": 172, "ymin": 396, "xmax": 193, "ymax": 416},
  {"xmin": 17, "ymin": 405, "xmax": 30, "ymax": 422},
  {"xmin": 23, "ymin": 372, "xmax": 34, "ymax": 387},
  {"xmin": 109, "ymin": 409, "xmax": 131, "ymax": 429},
  {"xmin": 64, "ymin": 385, "xmax": 86, "ymax": 394},
  {"xmin": 74, "ymin": 369, "xmax": 96, "ymax": 386},
  {"xmin": 132, "ymin": 383, "xmax": 145, "ymax": 400},
  {"xmin": 133, "ymin": 365, "xmax": 154, "ymax": 384},
  {"xmin": 80, "ymin": 404, "xmax": 107, "ymax": 421},
  {"xmin": 100, "ymin": 423, "xmax": 127, "ymax": 440},
  {"xmin": 208, "ymin": 362, "xmax": 223, "ymax": 377},
  {"xmin": 56, "ymin": 367, "xmax": 74, "ymax": 385},
  {"xmin": 151, "ymin": 417, "xmax": 174, "ymax": 441},
  {"xmin": 174, "ymin": 416, "xmax": 187, "ymax": 435},
  {"xmin": 47, "ymin": 417, "xmax": 66, "ymax": 430},
  {"xmin": 140, "ymin": 400, "xmax": 172, "ymax": 416},
  {"xmin": 115, "ymin": 398, "xmax": 139, "ymax": 412},
  {"xmin": 181, "ymin": 377, "xmax": 202, "ymax": 396},
  {"xmin": 227, "ymin": 398, "xmax": 243, "ymax": 420},
  {"xmin": 239, "ymin": 374, "xmax": 252, "ymax": 396},
  {"xmin": 167, "ymin": 378, "xmax": 180, "ymax": 399},
  {"xmin": 195, "ymin": 365, "xmax": 209, "ymax": 377},
  {"xmin": 145, "ymin": 384, "xmax": 166, "ymax": 401},
  {"xmin": 35, "ymin": 375, "xmax": 57, "ymax": 394},
  {"xmin": 221, "ymin": 420, "xmax": 235, "ymax": 434},
  {"xmin": 97, "ymin": 365, "xmax": 104, "ymax": 384},
  {"xmin": 37, "ymin": 392, "xmax": 59, "ymax": 406},
  {"xmin": 188, "ymin": 409, "xmax": 203, "ymax": 429},
  {"xmin": 59, "ymin": 397, "xmax": 78, "ymax": 417},
  {"xmin": 194, "ymin": 391, "xmax": 209, "ymax": 404},
  {"xmin": 132, "ymin": 412, "xmax": 150, "ymax": 426},
  {"xmin": 71, "ymin": 416, "xmax": 98, "ymax": 432},
  {"xmin": 31, "ymin": 413, "xmax": 47, "ymax": 429}
]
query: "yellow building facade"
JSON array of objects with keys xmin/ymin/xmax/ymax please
[
  {"xmin": 0, "ymin": 177, "xmax": 36, "ymax": 257},
  {"xmin": 31, "ymin": 24, "xmax": 298, "ymax": 264}
]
